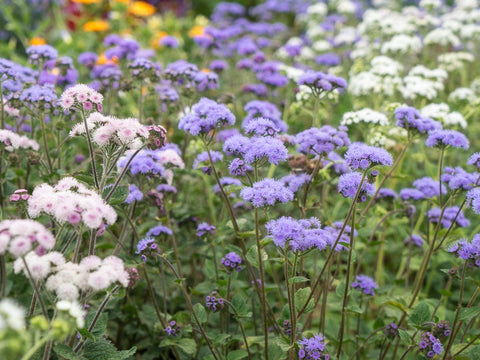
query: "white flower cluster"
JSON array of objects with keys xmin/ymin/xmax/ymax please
[
  {"xmin": 0, "ymin": 299, "xmax": 25, "ymax": 331},
  {"xmin": 341, "ymin": 108, "xmax": 390, "ymax": 127},
  {"xmin": 0, "ymin": 219, "xmax": 55, "ymax": 258},
  {"xmin": 28, "ymin": 177, "xmax": 117, "ymax": 230},
  {"xmin": 437, "ymin": 52, "xmax": 474, "ymax": 72},
  {"xmin": 421, "ymin": 103, "xmax": 467, "ymax": 128},
  {"xmin": 448, "ymin": 87, "xmax": 477, "ymax": 103},
  {"xmin": 399, "ymin": 65, "xmax": 447, "ymax": 100},
  {"xmin": 70, "ymin": 112, "xmax": 148, "ymax": 150},
  {"xmin": 0, "ymin": 129, "xmax": 39, "ymax": 152},
  {"xmin": 14, "ymin": 252, "xmax": 129, "ymax": 302},
  {"xmin": 60, "ymin": 84, "xmax": 103, "ymax": 112},
  {"xmin": 381, "ymin": 34, "xmax": 423, "ymax": 55},
  {"xmin": 424, "ymin": 27, "xmax": 461, "ymax": 47},
  {"xmin": 349, "ymin": 56, "xmax": 403, "ymax": 97},
  {"xmin": 359, "ymin": 9, "xmax": 416, "ymax": 37},
  {"xmin": 56, "ymin": 300, "xmax": 86, "ymax": 328}
]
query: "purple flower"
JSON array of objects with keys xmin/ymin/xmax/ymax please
[
  {"xmin": 441, "ymin": 166, "xmax": 477, "ymax": 191},
  {"xmin": 136, "ymin": 237, "xmax": 160, "ymax": 261},
  {"xmin": 128, "ymin": 57, "xmax": 162, "ymax": 81},
  {"xmin": 297, "ymin": 333, "xmax": 329, "ymax": 360},
  {"xmin": 229, "ymin": 158, "xmax": 253, "ymax": 176},
  {"xmin": 427, "ymin": 206, "xmax": 470, "ymax": 228},
  {"xmin": 206, "ymin": 291, "xmax": 224, "ymax": 312},
  {"xmin": 240, "ymin": 178, "xmax": 293, "ymax": 207},
  {"xmin": 298, "ymin": 71, "xmax": 347, "ymax": 93},
  {"xmin": 418, "ymin": 332, "xmax": 443, "ymax": 357},
  {"xmin": 243, "ymin": 100, "xmax": 286, "ymax": 132},
  {"xmin": 315, "ymin": 53, "xmax": 341, "ymax": 66},
  {"xmin": 280, "ymin": 173, "xmax": 311, "ymax": 193},
  {"xmin": 242, "ymin": 83, "xmax": 268, "ymax": 97},
  {"xmin": 467, "ymin": 153, "xmax": 480, "ymax": 168},
  {"xmin": 179, "ymin": 98, "xmax": 235, "ymax": 136},
  {"xmin": 399, "ymin": 188, "xmax": 427, "ymax": 200},
  {"xmin": 324, "ymin": 222, "xmax": 356, "ymax": 252},
  {"xmin": 351, "ymin": 274, "xmax": 378, "ymax": 296},
  {"xmin": 155, "ymin": 83, "xmax": 179, "ymax": 104},
  {"xmin": 213, "ymin": 177, "xmax": 242, "ymax": 195},
  {"xmin": 197, "ymin": 222, "xmax": 216, "ymax": 237},
  {"xmin": 117, "ymin": 150, "xmax": 167, "ymax": 177},
  {"xmin": 467, "ymin": 187, "xmax": 480, "ymax": 214},
  {"xmin": 376, "ymin": 188, "xmax": 398, "ymax": 200},
  {"xmin": 448, "ymin": 234, "xmax": 480, "ymax": 267},
  {"xmin": 125, "ymin": 185, "xmax": 143, "ymax": 204},
  {"xmin": 216, "ymin": 129, "xmax": 241, "ymax": 143},
  {"xmin": 19, "ymin": 84, "xmax": 58, "ymax": 110},
  {"xmin": 344, "ymin": 142, "xmax": 393, "ymax": 170},
  {"xmin": 159, "ymin": 35, "xmax": 179, "ymax": 48},
  {"xmin": 413, "ymin": 177, "xmax": 447, "ymax": 198},
  {"xmin": 296, "ymin": 126, "xmax": 350, "ymax": 156},
  {"xmin": 266, "ymin": 216, "xmax": 330, "ymax": 251},
  {"xmin": 221, "ymin": 251, "xmax": 242, "ymax": 273},
  {"xmin": 338, "ymin": 172, "xmax": 376, "ymax": 200},
  {"xmin": 194, "ymin": 71, "xmax": 219, "ymax": 92},
  {"xmin": 156, "ymin": 184, "xmax": 177, "ymax": 194},
  {"xmin": 243, "ymin": 136, "xmax": 289, "ymax": 165},
  {"xmin": 164, "ymin": 320, "xmax": 181, "ymax": 337},
  {"xmin": 236, "ymin": 58, "xmax": 254, "ymax": 70},
  {"xmin": 193, "ymin": 151, "xmax": 223, "ymax": 170},
  {"xmin": 394, "ymin": 106, "xmax": 442, "ymax": 134},
  {"xmin": 404, "ymin": 234, "xmax": 424, "ymax": 248},
  {"xmin": 147, "ymin": 224, "xmax": 172, "ymax": 237},
  {"xmin": 26, "ymin": 45, "xmax": 58, "ymax": 65},
  {"xmin": 164, "ymin": 60, "xmax": 199, "ymax": 82},
  {"xmin": 425, "ymin": 130, "xmax": 469, "ymax": 149},
  {"xmin": 209, "ymin": 59, "xmax": 228, "ymax": 73}
]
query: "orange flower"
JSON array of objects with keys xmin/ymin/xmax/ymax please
[
  {"xmin": 83, "ymin": 20, "xmax": 109, "ymax": 32},
  {"xmin": 113, "ymin": 0, "xmax": 130, "ymax": 3},
  {"xmin": 30, "ymin": 37, "xmax": 46, "ymax": 45},
  {"xmin": 188, "ymin": 25, "xmax": 205, "ymax": 38},
  {"xmin": 128, "ymin": 1, "xmax": 156, "ymax": 17},
  {"xmin": 201, "ymin": 68, "xmax": 210, "ymax": 73},
  {"xmin": 96, "ymin": 53, "xmax": 118, "ymax": 65}
]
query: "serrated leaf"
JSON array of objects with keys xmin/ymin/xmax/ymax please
[
  {"xmin": 459, "ymin": 307, "xmax": 480, "ymax": 321},
  {"xmin": 103, "ymin": 186, "xmax": 129, "ymax": 205},
  {"xmin": 193, "ymin": 303, "xmax": 207, "ymax": 324},
  {"xmin": 232, "ymin": 294, "xmax": 248, "ymax": 316},
  {"xmin": 81, "ymin": 339, "xmax": 121, "ymax": 360},
  {"xmin": 409, "ymin": 302, "xmax": 430, "ymax": 326},
  {"xmin": 439, "ymin": 289, "xmax": 453, "ymax": 296},
  {"xmin": 385, "ymin": 300, "xmax": 408, "ymax": 313},
  {"xmin": 119, "ymin": 347, "xmax": 136, "ymax": 359},
  {"xmin": 295, "ymin": 287, "xmax": 314, "ymax": 314},
  {"xmin": 275, "ymin": 336, "xmax": 293, "ymax": 352},
  {"xmin": 398, "ymin": 329, "xmax": 411, "ymax": 345},
  {"xmin": 227, "ymin": 350, "xmax": 248, "ymax": 360},
  {"xmin": 288, "ymin": 276, "xmax": 309, "ymax": 284},
  {"xmin": 160, "ymin": 338, "xmax": 196, "ymax": 356},
  {"xmin": 54, "ymin": 344, "xmax": 80, "ymax": 360},
  {"xmin": 212, "ymin": 333, "xmax": 230, "ymax": 346},
  {"xmin": 73, "ymin": 172, "xmax": 95, "ymax": 187},
  {"xmin": 336, "ymin": 281, "xmax": 346, "ymax": 298},
  {"xmin": 85, "ymin": 313, "xmax": 108, "ymax": 341},
  {"xmin": 78, "ymin": 328, "xmax": 94, "ymax": 341},
  {"xmin": 346, "ymin": 305, "xmax": 363, "ymax": 314},
  {"xmin": 468, "ymin": 345, "xmax": 480, "ymax": 360}
]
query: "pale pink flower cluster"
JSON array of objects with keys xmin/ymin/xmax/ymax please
[
  {"xmin": 28, "ymin": 177, "xmax": 117, "ymax": 230},
  {"xmin": 60, "ymin": 84, "xmax": 103, "ymax": 112},
  {"xmin": 157, "ymin": 149, "xmax": 185, "ymax": 169},
  {"xmin": 70, "ymin": 112, "xmax": 148, "ymax": 150},
  {"xmin": 0, "ymin": 219, "xmax": 55, "ymax": 258},
  {"xmin": 16, "ymin": 253, "xmax": 129, "ymax": 301},
  {"xmin": 0, "ymin": 129, "xmax": 39, "ymax": 151},
  {"xmin": 3, "ymin": 99, "xmax": 20, "ymax": 117},
  {"xmin": 56, "ymin": 300, "xmax": 86, "ymax": 328}
]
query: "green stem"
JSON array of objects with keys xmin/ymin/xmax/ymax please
[
  {"xmin": 21, "ymin": 331, "xmax": 54, "ymax": 360},
  {"xmin": 337, "ymin": 204, "xmax": 356, "ymax": 359},
  {"xmin": 81, "ymin": 108, "xmax": 99, "ymax": 189},
  {"xmin": 39, "ymin": 112, "xmax": 53, "ymax": 174},
  {"xmin": 223, "ymin": 299, "xmax": 253, "ymax": 360},
  {"xmin": 22, "ymin": 257, "xmax": 48, "ymax": 319}
]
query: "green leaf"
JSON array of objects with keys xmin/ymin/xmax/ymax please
[
  {"xmin": 468, "ymin": 345, "xmax": 480, "ymax": 360},
  {"xmin": 227, "ymin": 350, "xmax": 249, "ymax": 360},
  {"xmin": 295, "ymin": 287, "xmax": 314, "ymax": 314},
  {"xmin": 398, "ymin": 330, "xmax": 411, "ymax": 345},
  {"xmin": 232, "ymin": 294, "xmax": 248, "ymax": 316},
  {"xmin": 336, "ymin": 281, "xmax": 347, "ymax": 298},
  {"xmin": 346, "ymin": 305, "xmax": 363, "ymax": 314},
  {"xmin": 103, "ymin": 186, "xmax": 129, "ymax": 205},
  {"xmin": 81, "ymin": 339, "xmax": 121, "ymax": 360},
  {"xmin": 193, "ymin": 303, "xmax": 207, "ymax": 324},
  {"xmin": 275, "ymin": 336, "xmax": 293, "ymax": 352},
  {"xmin": 119, "ymin": 347, "xmax": 136, "ymax": 359},
  {"xmin": 409, "ymin": 302, "xmax": 430, "ymax": 326},
  {"xmin": 459, "ymin": 307, "xmax": 480, "ymax": 321},
  {"xmin": 85, "ymin": 313, "xmax": 108, "ymax": 341},
  {"xmin": 212, "ymin": 333, "xmax": 231, "ymax": 346},
  {"xmin": 78, "ymin": 328, "xmax": 94, "ymax": 341},
  {"xmin": 73, "ymin": 172, "xmax": 95, "ymax": 187},
  {"xmin": 54, "ymin": 344, "xmax": 80, "ymax": 360},
  {"xmin": 160, "ymin": 338, "xmax": 197, "ymax": 356},
  {"xmin": 288, "ymin": 276, "xmax": 309, "ymax": 284},
  {"xmin": 439, "ymin": 289, "xmax": 453, "ymax": 297},
  {"xmin": 246, "ymin": 245, "xmax": 259, "ymax": 268}
]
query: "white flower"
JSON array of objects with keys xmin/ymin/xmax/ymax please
[{"xmin": 0, "ymin": 299, "xmax": 25, "ymax": 331}]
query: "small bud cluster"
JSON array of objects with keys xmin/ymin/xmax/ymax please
[
  {"xmin": 205, "ymin": 291, "xmax": 224, "ymax": 312},
  {"xmin": 164, "ymin": 320, "xmax": 181, "ymax": 337},
  {"xmin": 220, "ymin": 252, "xmax": 242, "ymax": 274}
]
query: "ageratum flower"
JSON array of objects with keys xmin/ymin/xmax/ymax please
[
  {"xmin": 404, "ymin": 234, "xmax": 424, "ymax": 248},
  {"xmin": 297, "ymin": 333, "xmax": 330, "ymax": 360},
  {"xmin": 351, "ymin": 275, "xmax": 378, "ymax": 296},
  {"xmin": 418, "ymin": 332, "xmax": 444, "ymax": 358},
  {"xmin": 425, "ymin": 130, "xmax": 469, "ymax": 149},
  {"xmin": 467, "ymin": 153, "xmax": 480, "ymax": 168},
  {"xmin": 448, "ymin": 234, "xmax": 480, "ymax": 267},
  {"xmin": 0, "ymin": 129, "xmax": 39, "ymax": 151},
  {"xmin": 467, "ymin": 188, "xmax": 480, "ymax": 214},
  {"xmin": 243, "ymin": 117, "xmax": 279, "ymax": 136},
  {"xmin": 26, "ymin": 44, "xmax": 58, "ymax": 65},
  {"xmin": 206, "ymin": 291, "xmax": 224, "ymax": 312},
  {"xmin": 426, "ymin": 206, "xmax": 470, "ymax": 228},
  {"xmin": 220, "ymin": 252, "xmax": 242, "ymax": 273},
  {"xmin": 146, "ymin": 224, "xmax": 172, "ymax": 237},
  {"xmin": 136, "ymin": 237, "xmax": 161, "ymax": 262},
  {"xmin": 194, "ymin": 71, "xmax": 219, "ymax": 91},
  {"xmin": 240, "ymin": 178, "xmax": 293, "ymax": 207},
  {"xmin": 413, "ymin": 177, "xmax": 447, "ymax": 198},
  {"xmin": 209, "ymin": 59, "xmax": 228, "ymax": 73},
  {"xmin": 243, "ymin": 100, "xmax": 287, "ymax": 133},
  {"xmin": 338, "ymin": 172, "xmax": 376, "ymax": 201},
  {"xmin": 344, "ymin": 142, "xmax": 393, "ymax": 170},
  {"xmin": 125, "ymin": 184, "xmax": 143, "ymax": 204},
  {"xmin": 280, "ymin": 173, "xmax": 311, "ymax": 193},
  {"xmin": 60, "ymin": 84, "xmax": 103, "ymax": 112},
  {"xmin": 20, "ymin": 84, "xmax": 57, "ymax": 110},
  {"xmin": 159, "ymin": 35, "xmax": 179, "ymax": 48},
  {"xmin": 196, "ymin": 222, "xmax": 216, "ymax": 237},
  {"xmin": 394, "ymin": 106, "xmax": 442, "ymax": 134},
  {"xmin": 128, "ymin": 57, "xmax": 162, "ymax": 81},
  {"xmin": 178, "ymin": 98, "xmax": 235, "ymax": 136},
  {"xmin": 265, "ymin": 216, "xmax": 331, "ymax": 251},
  {"xmin": 0, "ymin": 219, "xmax": 55, "ymax": 258},
  {"xmin": 243, "ymin": 136, "xmax": 289, "ymax": 165},
  {"xmin": 441, "ymin": 166, "xmax": 477, "ymax": 191},
  {"xmin": 192, "ymin": 151, "xmax": 223, "ymax": 171},
  {"xmin": 296, "ymin": 125, "xmax": 350, "ymax": 156},
  {"xmin": 297, "ymin": 71, "xmax": 347, "ymax": 94},
  {"xmin": 229, "ymin": 158, "xmax": 253, "ymax": 176},
  {"xmin": 164, "ymin": 320, "xmax": 181, "ymax": 337}
]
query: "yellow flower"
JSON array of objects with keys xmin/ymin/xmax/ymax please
[
  {"xmin": 30, "ymin": 37, "xmax": 46, "ymax": 45},
  {"xmin": 96, "ymin": 53, "xmax": 118, "ymax": 65},
  {"xmin": 188, "ymin": 25, "xmax": 204, "ymax": 38},
  {"xmin": 128, "ymin": 1, "xmax": 156, "ymax": 17},
  {"xmin": 113, "ymin": 0, "xmax": 130, "ymax": 3},
  {"xmin": 83, "ymin": 20, "xmax": 109, "ymax": 32},
  {"xmin": 201, "ymin": 68, "xmax": 210, "ymax": 73},
  {"xmin": 151, "ymin": 31, "xmax": 168, "ymax": 49}
]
